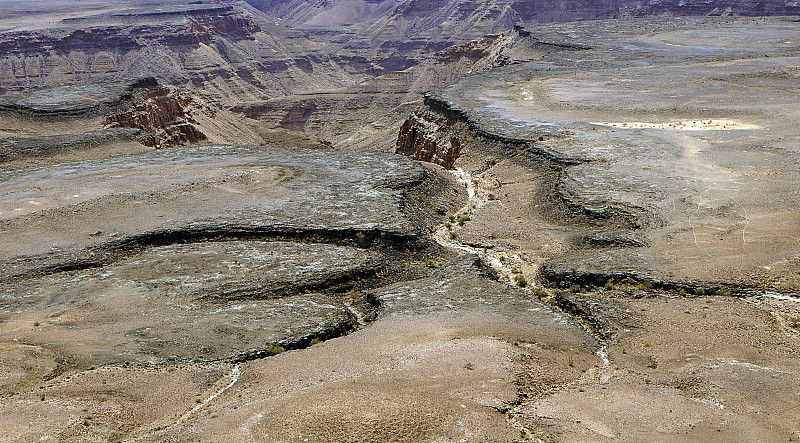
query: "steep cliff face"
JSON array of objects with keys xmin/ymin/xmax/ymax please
[
  {"xmin": 104, "ymin": 81, "xmax": 206, "ymax": 148},
  {"xmin": 0, "ymin": 6, "xmax": 254, "ymax": 96},
  {"xmin": 0, "ymin": 3, "xmax": 382, "ymax": 103},
  {"xmin": 244, "ymin": 0, "xmax": 800, "ymax": 82},
  {"xmin": 395, "ymin": 111, "xmax": 461, "ymax": 170},
  {"xmin": 235, "ymin": 25, "xmax": 582, "ymax": 150}
]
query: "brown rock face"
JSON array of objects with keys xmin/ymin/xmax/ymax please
[
  {"xmin": 396, "ymin": 113, "xmax": 461, "ymax": 170},
  {"xmin": 104, "ymin": 81, "xmax": 205, "ymax": 148}
]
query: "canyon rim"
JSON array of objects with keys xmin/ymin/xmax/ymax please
[{"xmin": 1, "ymin": 1, "xmax": 800, "ymax": 442}]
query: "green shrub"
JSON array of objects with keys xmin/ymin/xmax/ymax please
[
  {"xmin": 532, "ymin": 288, "xmax": 549, "ymax": 298},
  {"xmin": 266, "ymin": 345, "xmax": 286, "ymax": 355},
  {"xmin": 457, "ymin": 215, "xmax": 471, "ymax": 226},
  {"xmin": 514, "ymin": 275, "xmax": 528, "ymax": 287},
  {"xmin": 355, "ymin": 231, "xmax": 369, "ymax": 247}
]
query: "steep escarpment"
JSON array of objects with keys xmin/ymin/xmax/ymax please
[
  {"xmin": 400, "ymin": 17, "xmax": 800, "ymax": 294},
  {"xmin": 0, "ymin": 3, "xmax": 383, "ymax": 103},
  {"xmin": 396, "ymin": 95, "xmax": 647, "ymax": 233},
  {"xmin": 104, "ymin": 81, "xmax": 206, "ymax": 148},
  {"xmin": 395, "ymin": 111, "xmax": 462, "ymax": 170},
  {"xmin": 0, "ymin": 77, "xmax": 209, "ymax": 162},
  {"xmin": 235, "ymin": 26, "xmax": 574, "ymax": 150}
]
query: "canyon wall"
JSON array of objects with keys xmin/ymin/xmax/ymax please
[
  {"xmin": 249, "ymin": 0, "xmax": 800, "ymax": 28},
  {"xmin": 104, "ymin": 81, "xmax": 206, "ymax": 148},
  {"xmin": 0, "ymin": 4, "xmax": 384, "ymax": 103}
]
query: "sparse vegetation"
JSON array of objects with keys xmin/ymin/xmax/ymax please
[
  {"xmin": 513, "ymin": 274, "xmax": 528, "ymax": 287},
  {"xmin": 426, "ymin": 259, "xmax": 436, "ymax": 268},
  {"xmin": 569, "ymin": 283, "xmax": 581, "ymax": 292},
  {"xmin": 457, "ymin": 215, "xmax": 471, "ymax": 226},
  {"xmin": 309, "ymin": 338, "xmax": 323, "ymax": 346},
  {"xmin": 695, "ymin": 288, "xmax": 706, "ymax": 296},
  {"xmin": 355, "ymin": 231, "xmax": 369, "ymax": 247},
  {"xmin": 604, "ymin": 280, "xmax": 615, "ymax": 290},
  {"xmin": 265, "ymin": 345, "xmax": 286, "ymax": 355},
  {"xmin": 532, "ymin": 288, "xmax": 549, "ymax": 298}
]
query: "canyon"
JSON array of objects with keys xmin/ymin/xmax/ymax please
[{"xmin": 1, "ymin": 1, "xmax": 800, "ymax": 442}]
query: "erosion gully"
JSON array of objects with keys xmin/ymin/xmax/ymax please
[
  {"xmin": 144, "ymin": 162, "xmax": 799, "ymax": 438},
  {"xmin": 434, "ymin": 167, "xmax": 612, "ymax": 366}
]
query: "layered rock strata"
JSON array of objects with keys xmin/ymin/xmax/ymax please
[{"xmin": 104, "ymin": 81, "xmax": 205, "ymax": 148}]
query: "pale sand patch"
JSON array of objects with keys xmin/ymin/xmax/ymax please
[{"xmin": 590, "ymin": 119, "xmax": 760, "ymax": 131}]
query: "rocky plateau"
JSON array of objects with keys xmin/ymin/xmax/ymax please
[{"xmin": 1, "ymin": 1, "xmax": 800, "ymax": 442}]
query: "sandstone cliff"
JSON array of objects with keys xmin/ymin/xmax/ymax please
[
  {"xmin": 396, "ymin": 112, "xmax": 462, "ymax": 170},
  {"xmin": 104, "ymin": 81, "xmax": 206, "ymax": 148}
]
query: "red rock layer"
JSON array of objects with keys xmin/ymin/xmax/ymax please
[
  {"xmin": 104, "ymin": 85, "xmax": 205, "ymax": 148},
  {"xmin": 396, "ymin": 114, "xmax": 461, "ymax": 170}
]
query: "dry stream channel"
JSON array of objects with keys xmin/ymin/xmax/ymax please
[{"xmin": 435, "ymin": 167, "xmax": 613, "ymax": 366}]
